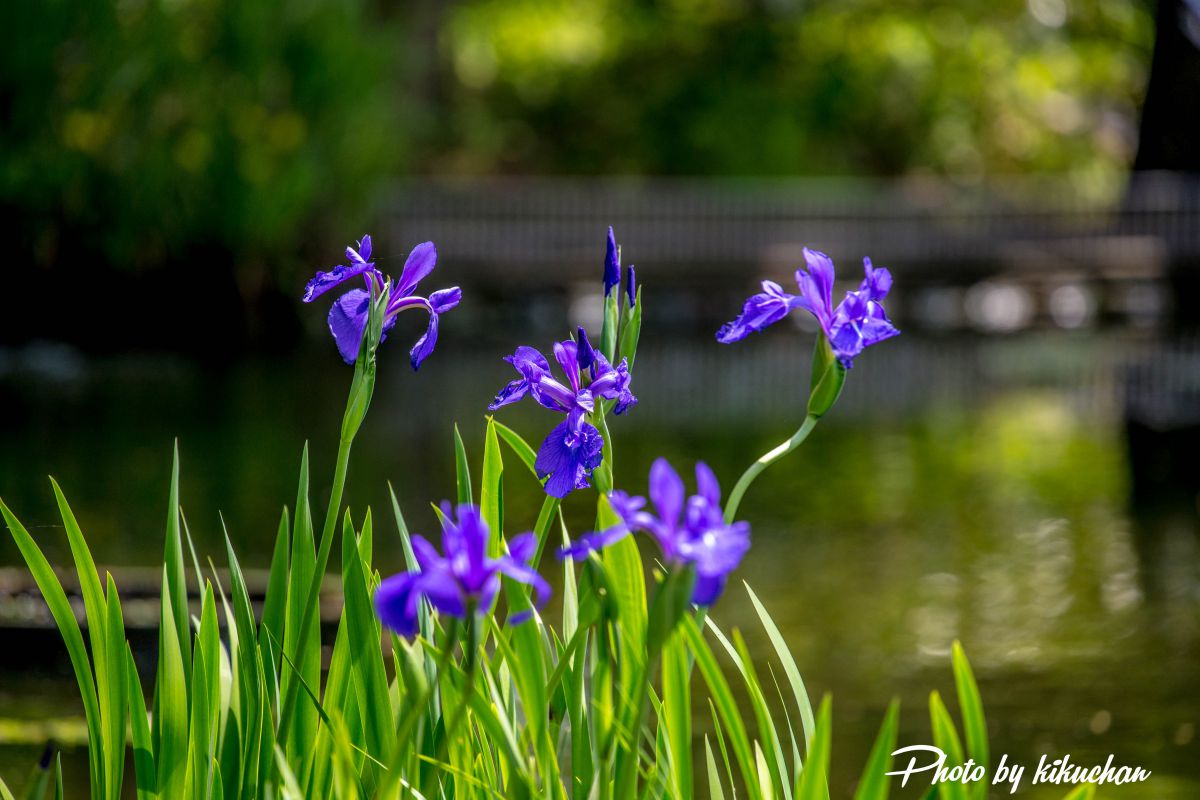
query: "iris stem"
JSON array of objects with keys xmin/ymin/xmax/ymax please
[{"xmin": 723, "ymin": 414, "xmax": 818, "ymax": 524}]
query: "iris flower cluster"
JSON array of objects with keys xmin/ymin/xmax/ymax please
[
  {"xmin": 303, "ymin": 235, "xmax": 461, "ymax": 369},
  {"xmin": 305, "ymin": 230, "xmax": 897, "ymax": 637},
  {"xmin": 717, "ymin": 247, "xmax": 899, "ymax": 368},
  {"xmin": 561, "ymin": 458, "xmax": 751, "ymax": 605},
  {"xmin": 489, "ymin": 329, "xmax": 635, "ymax": 497},
  {"xmin": 373, "ymin": 503, "xmax": 550, "ymax": 637}
]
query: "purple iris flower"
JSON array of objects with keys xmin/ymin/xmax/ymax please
[
  {"xmin": 560, "ymin": 458, "xmax": 750, "ymax": 606},
  {"xmin": 374, "ymin": 503, "xmax": 551, "ymax": 638},
  {"xmin": 604, "ymin": 226, "xmax": 621, "ymax": 295},
  {"xmin": 489, "ymin": 328, "xmax": 636, "ymax": 498},
  {"xmin": 303, "ymin": 236, "xmax": 461, "ymax": 369},
  {"xmin": 717, "ymin": 248, "xmax": 899, "ymax": 368}
]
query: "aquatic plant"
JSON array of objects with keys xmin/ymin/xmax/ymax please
[{"xmin": 0, "ymin": 229, "xmax": 1098, "ymax": 800}]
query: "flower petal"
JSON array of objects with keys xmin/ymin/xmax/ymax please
[
  {"xmin": 374, "ymin": 572, "xmax": 423, "ymax": 637},
  {"xmin": 535, "ymin": 419, "xmax": 604, "ymax": 498},
  {"xmin": 396, "ymin": 241, "xmax": 438, "ymax": 296},
  {"xmin": 495, "ymin": 555, "xmax": 552, "ymax": 621},
  {"xmin": 557, "ymin": 524, "xmax": 630, "ymax": 560},
  {"xmin": 716, "ymin": 281, "xmax": 798, "ymax": 343},
  {"xmin": 304, "ymin": 262, "xmax": 378, "ymax": 304},
  {"xmin": 694, "ymin": 461, "xmax": 721, "ymax": 508},
  {"xmin": 328, "ymin": 289, "xmax": 371, "ymax": 364},
  {"xmin": 648, "ymin": 457, "xmax": 685, "ymax": 531},
  {"xmin": 410, "ymin": 534, "xmax": 442, "ymax": 572},
  {"xmin": 795, "ymin": 248, "xmax": 836, "ymax": 327},
  {"xmin": 418, "ymin": 566, "xmax": 468, "ymax": 619},
  {"xmin": 690, "ymin": 573, "xmax": 728, "ymax": 606},
  {"xmin": 859, "ymin": 258, "xmax": 893, "ymax": 302},
  {"xmin": 429, "ymin": 286, "xmax": 462, "ymax": 314},
  {"xmin": 409, "ymin": 308, "xmax": 439, "ymax": 370}
]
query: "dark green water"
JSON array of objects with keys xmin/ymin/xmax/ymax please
[{"xmin": 1, "ymin": 348, "xmax": 1197, "ymax": 797}]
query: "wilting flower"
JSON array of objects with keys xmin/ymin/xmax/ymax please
[
  {"xmin": 374, "ymin": 503, "xmax": 550, "ymax": 638},
  {"xmin": 717, "ymin": 248, "xmax": 899, "ymax": 368},
  {"xmin": 560, "ymin": 458, "xmax": 750, "ymax": 605},
  {"xmin": 489, "ymin": 328, "xmax": 636, "ymax": 498},
  {"xmin": 303, "ymin": 235, "xmax": 461, "ymax": 369}
]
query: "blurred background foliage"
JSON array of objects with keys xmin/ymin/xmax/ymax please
[{"xmin": 0, "ymin": 0, "xmax": 1153, "ymax": 292}]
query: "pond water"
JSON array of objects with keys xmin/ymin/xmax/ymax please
[{"xmin": 0, "ymin": 340, "xmax": 1198, "ymax": 797}]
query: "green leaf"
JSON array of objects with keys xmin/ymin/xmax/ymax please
[
  {"xmin": 102, "ymin": 574, "xmax": 128, "ymax": 800},
  {"xmin": 795, "ymin": 695, "xmax": 832, "ymax": 800},
  {"xmin": 126, "ymin": 644, "xmax": 157, "ymax": 800},
  {"xmin": 1, "ymin": 497, "xmax": 105, "ymax": 800},
  {"xmin": 155, "ymin": 568, "xmax": 188, "ymax": 800},
  {"xmin": 453, "ymin": 424, "xmax": 474, "ymax": 505},
  {"xmin": 162, "ymin": 442, "xmax": 192, "ymax": 679},
  {"xmin": 492, "ymin": 420, "xmax": 539, "ymax": 481},
  {"xmin": 680, "ymin": 616, "xmax": 764, "ymax": 800},
  {"xmin": 853, "ymin": 700, "xmax": 899, "ymax": 800},
  {"xmin": 281, "ymin": 445, "xmax": 319, "ymax": 765},
  {"xmin": 746, "ymin": 582, "xmax": 817, "ymax": 755},
  {"xmin": 951, "ymin": 642, "xmax": 989, "ymax": 800},
  {"xmin": 1061, "ymin": 785, "xmax": 1097, "ymax": 800},
  {"xmin": 929, "ymin": 692, "xmax": 969, "ymax": 800},
  {"xmin": 340, "ymin": 514, "xmax": 395, "ymax": 786},
  {"xmin": 481, "ymin": 418, "xmax": 504, "ymax": 557},
  {"xmin": 705, "ymin": 736, "xmax": 727, "ymax": 800},
  {"xmin": 661, "ymin": 629, "xmax": 693, "ymax": 799}
]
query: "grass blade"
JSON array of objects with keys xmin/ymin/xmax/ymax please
[
  {"xmin": 951, "ymin": 642, "xmax": 988, "ymax": 800},
  {"xmin": 795, "ymin": 695, "xmax": 831, "ymax": 800},
  {"xmin": 853, "ymin": 699, "xmax": 899, "ymax": 800},
  {"xmin": 1, "ymin": 498, "xmax": 105, "ymax": 799},
  {"xmin": 453, "ymin": 424, "xmax": 474, "ymax": 505}
]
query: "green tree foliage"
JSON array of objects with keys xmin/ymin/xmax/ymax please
[
  {"xmin": 0, "ymin": 0, "xmax": 406, "ymax": 270},
  {"xmin": 435, "ymin": 0, "xmax": 1153, "ymax": 179}
]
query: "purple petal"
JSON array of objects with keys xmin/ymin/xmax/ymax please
[
  {"xmin": 354, "ymin": 235, "xmax": 372, "ymax": 263},
  {"xmin": 535, "ymin": 419, "xmax": 604, "ymax": 498},
  {"xmin": 409, "ymin": 309, "xmax": 439, "ymax": 370},
  {"xmin": 795, "ymin": 248, "xmax": 836, "ymax": 327},
  {"xmin": 694, "ymin": 462, "xmax": 721, "ymax": 507},
  {"xmin": 716, "ymin": 281, "xmax": 798, "ymax": 344},
  {"xmin": 552, "ymin": 339, "xmax": 581, "ymax": 391},
  {"xmin": 507, "ymin": 533, "xmax": 538, "ymax": 564},
  {"xmin": 328, "ymin": 289, "xmax": 371, "ymax": 364},
  {"xmin": 680, "ymin": 521, "xmax": 751, "ymax": 577},
  {"xmin": 418, "ymin": 566, "xmax": 468, "ymax": 619},
  {"xmin": 489, "ymin": 347, "xmax": 553, "ymax": 411},
  {"xmin": 859, "ymin": 258, "xmax": 893, "ymax": 302},
  {"xmin": 410, "ymin": 534, "xmax": 442, "ymax": 572},
  {"xmin": 429, "ymin": 286, "xmax": 462, "ymax": 314},
  {"xmin": 558, "ymin": 524, "xmax": 630, "ymax": 560},
  {"xmin": 489, "ymin": 379, "xmax": 530, "ymax": 411},
  {"xmin": 690, "ymin": 573, "xmax": 728, "ymax": 606},
  {"xmin": 531, "ymin": 375, "xmax": 577, "ymax": 413},
  {"xmin": 648, "ymin": 458, "xmax": 685, "ymax": 531},
  {"xmin": 625, "ymin": 265, "xmax": 637, "ymax": 307},
  {"xmin": 396, "ymin": 242, "xmax": 438, "ymax": 296},
  {"xmin": 304, "ymin": 262, "xmax": 378, "ymax": 304},
  {"xmin": 374, "ymin": 572, "xmax": 423, "ymax": 637},
  {"xmin": 603, "ymin": 226, "xmax": 620, "ymax": 294},
  {"xmin": 495, "ymin": 555, "xmax": 552, "ymax": 617}
]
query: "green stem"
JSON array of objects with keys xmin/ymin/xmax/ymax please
[{"xmin": 723, "ymin": 415, "xmax": 818, "ymax": 524}]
